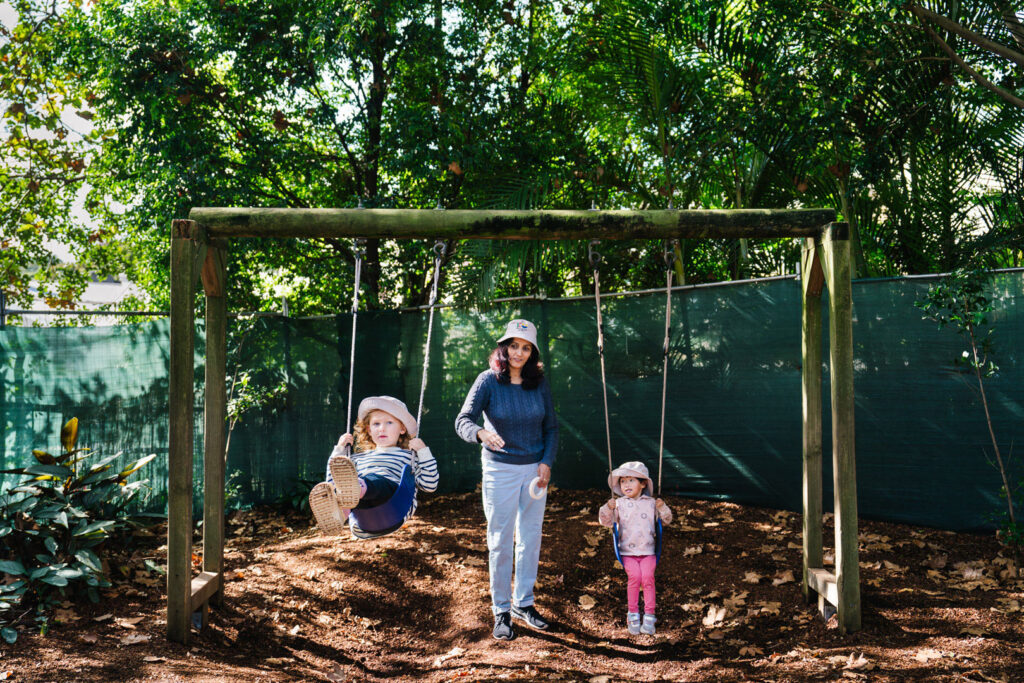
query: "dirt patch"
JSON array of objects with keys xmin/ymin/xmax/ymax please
[{"xmin": 2, "ymin": 489, "xmax": 1022, "ymax": 682}]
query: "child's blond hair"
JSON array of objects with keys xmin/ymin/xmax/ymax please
[{"xmin": 352, "ymin": 410, "xmax": 412, "ymax": 452}]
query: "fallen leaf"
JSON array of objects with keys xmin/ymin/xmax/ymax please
[
  {"xmin": 739, "ymin": 645, "xmax": 763, "ymax": 656},
  {"xmin": 93, "ymin": 613, "xmax": 114, "ymax": 622},
  {"xmin": 120, "ymin": 634, "xmax": 151, "ymax": 645},
  {"xmin": 844, "ymin": 653, "xmax": 874, "ymax": 670},
  {"xmin": 702, "ymin": 605, "xmax": 727, "ymax": 627},
  {"xmin": 683, "ymin": 545, "xmax": 703, "ymax": 556},
  {"xmin": 743, "ymin": 571, "xmax": 763, "ymax": 584},
  {"xmin": 772, "ymin": 570, "xmax": 795, "ymax": 586},
  {"xmin": 326, "ymin": 663, "xmax": 346, "ymax": 682},
  {"xmin": 143, "ymin": 656, "xmax": 166, "ymax": 662},
  {"xmin": 915, "ymin": 648, "xmax": 943, "ymax": 662},
  {"xmin": 433, "ymin": 646, "xmax": 466, "ymax": 667},
  {"xmin": 579, "ymin": 595, "xmax": 597, "ymax": 610},
  {"xmin": 82, "ymin": 634, "xmax": 99, "ymax": 643}
]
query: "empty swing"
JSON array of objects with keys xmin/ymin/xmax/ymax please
[
  {"xmin": 340, "ymin": 240, "xmax": 446, "ymax": 539},
  {"xmin": 590, "ymin": 240, "xmax": 677, "ymax": 565}
]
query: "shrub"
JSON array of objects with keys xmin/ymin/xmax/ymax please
[{"xmin": 0, "ymin": 418, "xmax": 157, "ymax": 643}]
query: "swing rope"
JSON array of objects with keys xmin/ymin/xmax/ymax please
[
  {"xmin": 589, "ymin": 240, "xmax": 615, "ymax": 477},
  {"xmin": 590, "ymin": 239, "xmax": 676, "ymax": 496},
  {"xmin": 342, "ymin": 238, "xmax": 445, "ymax": 455},
  {"xmin": 415, "ymin": 241, "xmax": 447, "ymax": 428},
  {"xmin": 656, "ymin": 240, "xmax": 678, "ymax": 497},
  {"xmin": 344, "ymin": 239, "xmax": 366, "ymax": 437}
]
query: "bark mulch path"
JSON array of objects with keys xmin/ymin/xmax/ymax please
[{"xmin": 3, "ymin": 488, "xmax": 1022, "ymax": 682}]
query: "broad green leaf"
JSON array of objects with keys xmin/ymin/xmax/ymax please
[
  {"xmin": 72, "ymin": 520, "xmax": 114, "ymax": 537},
  {"xmin": 1, "ymin": 627, "xmax": 16, "ymax": 644},
  {"xmin": 25, "ymin": 465, "xmax": 74, "ymax": 479},
  {"xmin": 119, "ymin": 453, "xmax": 157, "ymax": 478},
  {"xmin": 40, "ymin": 574, "xmax": 69, "ymax": 587},
  {"xmin": 74, "ymin": 549, "xmax": 102, "ymax": 572},
  {"xmin": 0, "ymin": 560, "xmax": 27, "ymax": 576}
]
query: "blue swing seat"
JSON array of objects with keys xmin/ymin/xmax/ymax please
[
  {"xmin": 612, "ymin": 517, "xmax": 663, "ymax": 566},
  {"xmin": 349, "ymin": 464, "xmax": 417, "ymax": 540}
]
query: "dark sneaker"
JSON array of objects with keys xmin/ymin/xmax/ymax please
[
  {"xmin": 493, "ymin": 611, "xmax": 515, "ymax": 640},
  {"xmin": 511, "ymin": 604, "xmax": 550, "ymax": 631}
]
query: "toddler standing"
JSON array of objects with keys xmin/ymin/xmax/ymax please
[{"xmin": 598, "ymin": 461, "xmax": 672, "ymax": 635}]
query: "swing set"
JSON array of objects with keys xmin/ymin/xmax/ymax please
[{"xmin": 166, "ymin": 207, "xmax": 859, "ymax": 645}]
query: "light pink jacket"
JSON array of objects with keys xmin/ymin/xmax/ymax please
[{"xmin": 598, "ymin": 495, "xmax": 672, "ymax": 556}]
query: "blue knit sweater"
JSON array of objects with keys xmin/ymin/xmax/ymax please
[{"xmin": 455, "ymin": 370, "xmax": 559, "ymax": 467}]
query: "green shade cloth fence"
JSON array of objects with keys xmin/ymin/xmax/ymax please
[{"xmin": 2, "ymin": 272, "xmax": 1021, "ymax": 532}]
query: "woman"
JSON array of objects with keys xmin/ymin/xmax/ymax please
[{"xmin": 455, "ymin": 318, "xmax": 559, "ymax": 641}]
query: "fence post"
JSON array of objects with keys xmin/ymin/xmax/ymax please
[{"xmin": 0, "ymin": 290, "xmax": 6, "ymax": 329}]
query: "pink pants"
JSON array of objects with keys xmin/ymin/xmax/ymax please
[{"xmin": 622, "ymin": 555, "xmax": 657, "ymax": 614}]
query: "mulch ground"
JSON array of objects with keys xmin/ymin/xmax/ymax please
[{"xmin": 3, "ymin": 488, "xmax": 1022, "ymax": 682}]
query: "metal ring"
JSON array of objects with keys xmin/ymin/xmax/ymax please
[
  {"xmin": 663, "ymin": 240, "xmax": 677, "ymax": 268},
  {"xmin": 588, "ymin": 239, "xmax": 602, "ymax": 268},
  {"xmin": 433, "ymin": 240, "xmax": 447, "ymax": 258}
]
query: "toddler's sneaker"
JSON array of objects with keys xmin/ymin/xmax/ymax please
[
  {"xmin": 308, "ymin": 482, "xmax": 347, "ymax": 535},
  {"xmin": 328, "ymin": 455, "xmax": 362, "ymax": 508},
  {"xmin": 626, "ymin": 611, "xmax": 641, "ymax": 635},
  {"xmin": 641, "ymin": 613, "xmax": 656, "ymax": 635}
]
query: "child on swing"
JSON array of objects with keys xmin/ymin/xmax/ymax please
[
  {"xmin": 309, "ymin": 396, "xmax": 439, "ymax": 536},
  {"xmin": 598, "ymin": 461, "xmax": 672, "ymax": 635}
]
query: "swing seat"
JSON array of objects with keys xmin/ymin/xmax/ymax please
[
  {"xmin": 349, "ymin": 464, "xmax": 417, "ymax": 540},
  {"xmin": 612, "ymin": 517, "xmax": 663, "ymax": 566}
]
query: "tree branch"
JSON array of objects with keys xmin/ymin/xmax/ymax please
[
  {"xmin": 908, "ymin": 3, "xmax": 1024, "ymax": 69},
  {"xmin": 916, "ymin": 20, "xmax": 1024, "ymax": 109}
]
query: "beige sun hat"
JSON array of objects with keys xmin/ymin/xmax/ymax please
[
  {"xmin": 497, "ymin": 319, "xmax": 538, "ymax": 347},
  {"xmin": 608, "ymin": 461, "xmax": 654, "ymax": 496},
  {"xmin": 357, "ymin": 396, "xmax": 418, "ymax": 438}
]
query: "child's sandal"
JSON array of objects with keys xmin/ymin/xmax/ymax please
[
  {"xmin": 626, "ymin": 612, "xmax": 641, "ymax": 635},
  {"xmin": 309, "ymin": 482, "xmax": 347, "ymax": 536},
  {"xmin": 328, "ymin": 455, "xmax": 362, "ymax": 508}
]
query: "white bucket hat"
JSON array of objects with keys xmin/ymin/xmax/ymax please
[
  {"xmin": 357, "ymin": 396, "xmax": 418, "ymax": 438},
  {"xmin": 608, "ymin": 461, "xmax": 654, "ymax": 496},
  {"xmin": 497, "ymin": 319, "xmax": 538, "ymax": 347}
]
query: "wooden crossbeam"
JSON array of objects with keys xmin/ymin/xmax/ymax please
[{"xmin": 188, "ymin": 207, "xmax": 837, "ymax": 240}]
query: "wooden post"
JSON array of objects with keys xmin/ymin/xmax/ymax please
[
  {"xmin": 819, "ymin": 223, "xmax": 861, "ymax": 633},
  {"xmin": 168, "ymin": 220, "xmax": 198, "ymax": 644},
  {"xmin": 202, "ymin": 239, "xmax": 228, "ymax": 608},
  {"xmin": 800, "ymin": 240, "xmax": 825, "ymax": 602}
]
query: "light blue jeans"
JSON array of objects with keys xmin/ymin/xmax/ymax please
[{"xmin": 481, "ymin": 458, "xmax": 547, "ymax": 615}]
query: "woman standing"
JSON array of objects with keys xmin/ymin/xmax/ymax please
[{"xmin": 455, "ymin": 319, "xmax": 559, "ymax": 641}]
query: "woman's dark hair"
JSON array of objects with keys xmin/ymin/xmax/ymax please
[{"xmin": 489, "ymin": 340, "xmax": 545, "ymax": 389}]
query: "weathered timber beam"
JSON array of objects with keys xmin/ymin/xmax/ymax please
[{"xmin": 188, "ymin": 208, "xmax": 837, "ymax": 240}]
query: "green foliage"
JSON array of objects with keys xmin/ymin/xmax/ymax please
[
  {"xmin": 917, "ymin": 270, "xmax": 1020, "ymax": 568},
  {"xmin": 274, "ymin": 479, "xmax": 319, "ymax": 514},
  {"xmin": 0, "ymin": 417, "xmax": 158, "ymax": 642},
  {"xmin": 4, "ymin": 0, "xmax": 1023, "ymax": 315},
  {"xmin": 916, "ymin": 268, "xmax": 996, "ymax": 376}
]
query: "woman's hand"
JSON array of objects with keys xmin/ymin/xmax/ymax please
[
  {"xmin": 607, "ymin": 498, "xmax": 616, "ymax": 510},
  {"xmin": 409, "ymin": 437, "xmax": 427, "ymax": 451},
  {"xmin": 336, "ymin": 433, "xmax": 354, "ymax": 448},
  {"xmin": 655, "ymin": 498, "xmax": 665, "ymax": 509},
  {"xmin": 477, "ymin": 429, "xmax": 505, "ymax": 451},
  {"xmin": 536, "ymin": 463, "xmax": 551, "ymax": 488}
]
